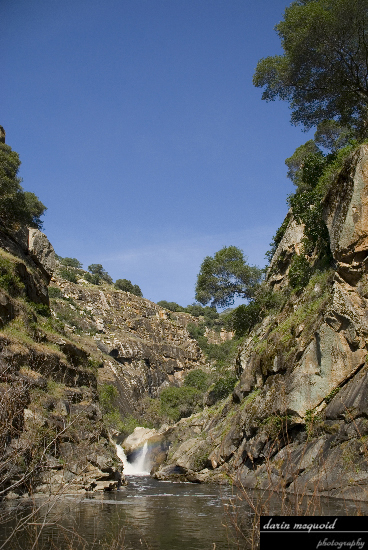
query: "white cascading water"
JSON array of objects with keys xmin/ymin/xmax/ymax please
[{"xmin": 116, "ymin": 441, "xmax": 150, "ymax": 476}]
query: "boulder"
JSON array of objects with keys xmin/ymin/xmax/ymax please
[
  {"xmin": 28, "ymin": 228, "xmax": 56, "ymax": 280},
  {"xmin": 122, "ymin": 427, "xmax": 158, "ymax": 455}
]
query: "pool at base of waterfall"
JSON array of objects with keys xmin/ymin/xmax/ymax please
[{"xmin": 1, "ymin": 477, "xmax": 366, "ymax": 550}]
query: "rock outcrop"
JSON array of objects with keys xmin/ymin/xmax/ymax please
[
  {"xmin": 153, "ymin": 144, "xmax": 368, "ymax": 501},
  {"xmin": 0, "ymin": 226, "xmax": 209, "ymax": 498}
]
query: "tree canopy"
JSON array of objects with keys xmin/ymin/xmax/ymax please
[
  {"xmin": 253, "ymin": 0, "xmax": 368, "ymax": 135},
  {"xmin": 195, "ymin": 246, "xmax": 262, "ymax": 308},
  {"xmin": 87, "ymin": 264, "xmax": 113, "ymax": 284},
  {"xmin": 0, "ymin": 143, "xmax": 46, "ymax": 230},
  {"xmin": 115, "ymin": 278, "xmax": 143, "ymax": 297}
]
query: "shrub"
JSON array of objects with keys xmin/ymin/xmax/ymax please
[
  {"xmin": 184, "ymin": 369, "xmax": 210, "ymax": 391},
  {"xmin": 159, "ymin": 386, "xmax": 202, "ymax": 422},
  {"xmin": 60, "ymin": 257, "xmax": 83, "ymax": 268},
  {"xmin": 209, "ymin": 374, "xmax": 237, "ymax": 402},
  {"xmin": 288, "ymin": 254, "xmax": 313, "ymax": 290},
  {"xmin": 48, "ymin": 286, "xmax": 63, "ymax": 299},
  {"xmin": 84, "ymin": 272, "xmax": 101, "ymax": 285},
  {"xmin": 88, "ymin": 264, "xmax": 113, "ymax": 284},
  {"xmin": 115, "ymin": 278, "xmax": 143, "ymax": 297},
  {"xmin": 99, "ymin": 383, "xmax": 119, "ymax": 414},
  {"xmin": 0, "ymin": 256, "xmax": 24, "ymax": 297},
  {"xmin": 157, "ymin": 300, "xmax": 184, "ymax": 312},
  {"xmin": 58, "ymin": 267, "xmax": 78, "ymax": 283}
]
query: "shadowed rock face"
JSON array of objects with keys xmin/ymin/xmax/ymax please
[{"xmin": 153, "ymin": 145, "xmax": 368, "ymax": 500}]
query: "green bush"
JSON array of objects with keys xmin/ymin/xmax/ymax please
[
  {"xmin": 184, "ymin": 369, "xmax": 210, "ymax": 391},
  {"xmin": 0, "ymin": 256, "xmax": 24, "ymax": 297},
  {"xmin": 60, "ymin": 257, "xmax": 83, "ymax": 269},
  {"xmin": 115, "ymin": 278, "xmax": 143, "ymax": 297},
  {"xmin": 88, "ymin": 264, "xmax": 113, "ymax": 284},
  {"xmin": 99, "ymin": 383, "xmax": 118, "ymax": 414},
  {"xmin": 58, "ymin": 267, "xmax": 78, "ymax": 283},
  {"xmin": 84, "ymin": 272, "xmax": 101, "ymax": 285},
  {"xmin": 225, "ymin": 286, "xmax": 284, "ymax": 337},
  {"xmin": 48, "ymin": 286, "xmax": 63, "ymax": 298},
  {"xmin": 159, "ymin": 386, "xmax": 202, "ymax": 422},
  {"xmin": 209, "ymin": 374, "xmax": 237, "ymax": 402},
  {"xmin": 157, "ymin": 300, "xmax": 184, "ymax": 312},
  {"xmin": 288, "ymin": 254, "xmax": 313, "ymax": 290}
]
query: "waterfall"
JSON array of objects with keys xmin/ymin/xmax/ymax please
[{"xmin": 116, "ymin": 441, "xmax": 150, "ymax": 476}]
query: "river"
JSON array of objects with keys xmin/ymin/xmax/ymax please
[{"xmin": 1, "ymin": 475, "xmax": 367, "ymax": 550}]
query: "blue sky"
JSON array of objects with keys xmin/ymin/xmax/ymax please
[{"xmin": 3, "ymin": 0, "xmax": 311, "ymax": 306}]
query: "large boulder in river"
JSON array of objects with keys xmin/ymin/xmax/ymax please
[{"xmin": 122, "ymin": 427, "xmax": 158, "ymax": 455}]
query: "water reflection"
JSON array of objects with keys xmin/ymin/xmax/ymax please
[{"xmin": 1, "ymin": 477, "xmax": 367, "ymax": 550}]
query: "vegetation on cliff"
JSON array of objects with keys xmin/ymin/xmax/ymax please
[
  {"xmin": 0, "ymin": 143, "xmax": 46, "ymax": 231},
  {"xmin": 253, "ymin": 0, "xmax": 368, "ymax": 135}
]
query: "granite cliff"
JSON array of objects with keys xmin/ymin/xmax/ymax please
[
  {"xmin": 3, "ymin": 142, "xmax": 368, "ymax": 503},
  {"xmin": 149, "ymin": 144, "xmax": 368, "ymax": 501}
]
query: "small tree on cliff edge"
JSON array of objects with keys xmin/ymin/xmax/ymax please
[
  {"xmin": 195, "ymin": 246, "xmax": 262, "ymax": 308},
  {"xmin": 0, "ymin": 143, "xmax": 46, "ymax": 230},
  {"xmin": 253, "ymin": 0, "xmax": 368, "ymax": 137}
]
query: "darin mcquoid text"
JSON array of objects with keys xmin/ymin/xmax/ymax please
[{"xmin": 262, "ymin": 518, "xmax": 339, "ymax": 532}]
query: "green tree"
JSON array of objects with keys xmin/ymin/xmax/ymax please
[
  {"xmin": 156, "ymin": 300, "xmax": 184, "ymax": 312},
  {"xmin": 195, "ymin": 246, "xmax": 262, "ymax": 308},
  {"xmin": 88, "ymin": 264, "xmax": 113, "ymax": 284},
  {"xmin": 253, "ymin": 0, "xmax": 368, "ymax": 135},
  {"xmin": 0, "ymin": 143, "xmax": 46, "ymax": 229},
  {"xmin": 115, "ymin": 278, "xmax": 143, "ymax": 297},
  {"xmin": 60, "ymin": 257, "xmax": 83, "ymax": 268}
]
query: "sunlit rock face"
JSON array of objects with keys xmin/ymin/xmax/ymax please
[
  {"xmin": 0, "ymin": 223, "xmax": 209, "ymax": 497},
  {"xmin": 154, "ymin": 145, "xmax": 368, "ymax": 501}
]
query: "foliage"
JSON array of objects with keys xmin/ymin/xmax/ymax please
[
  {"xmin": 0, "ymin": 143, "xmax": 46, "ymax": 230},
  {"xmin": 98, "ymin": 383, "xmax": 124, "ymax": 430},
  {"xmin": 57, "ymin": 267, "xmax": 78, "ymax": 283},
  {"xmin": 195, "ymin": 246, "xmax": 262, "ymax": 308},
  {"xmin": 0, "ymin": 254, "xmax": 25, "ymax": 297},
  {"xmin": 265, "ymin": 217, "xmax": 290, "ymax": 263},
  {"xmin": 115, "ymin": 278, "xmax": 143, "ymax": 297},
  {"xmin": 48, "ymin": 286, "xmax": 63, "ymax": 298},
  {"xmin": 157, "ymin": 300, "xmax": 185, "ymax": 312},
  {"xmin": 288, "ymin": 254, "xmax": 313, "ymax": 290},
  {"xmin": 83, "ymin": 272, "xmax": 101, "ymax": 285},
  {"xmin": 209, "ymin": 374, "xmax": 237, "ymax": 401},
  {"xmin": 253, "ymin": 0, "xmax": 368, "ymax": 135},
  {"xmin": 87, "ymin": 264, "xmax": 113, "ymax": 284},
  {"xmin": 184, "ymin": 369, "xmax": 210, "ymax": 391},
  {"xmin": 314, "ymin": 120, "xmax": 352, "ymax": 152},
  {"xmin": 60, "ymin": 257, "xmax": 83, "ymax": 268},
  {"xmin": 225, "ymin": 285, "xmax": 284, "ymax": 337},
  {"xmin": 159, "ymin": 385, "xmax": 202, "ymax": 422}
]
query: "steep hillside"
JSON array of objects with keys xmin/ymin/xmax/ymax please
[
  {"xmin": 151, "ymin": 144, "xmax": 368, "ymax": 501},
  {"xmin": 0, "ymin": 225, "xmax": 210, "ymax": 497}
]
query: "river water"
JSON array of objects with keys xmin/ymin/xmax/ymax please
[
  {"xmin": 1, "ymin": 475, "xmax": 368, "ymax": 550},
  {"xmin": 1, "ymin": 476, "xmax": 243, "ymax": 550}
]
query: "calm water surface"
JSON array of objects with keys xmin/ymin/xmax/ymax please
[{"xmin": 1, "ymin": 476, "xmax": 367, "ymax": 550}]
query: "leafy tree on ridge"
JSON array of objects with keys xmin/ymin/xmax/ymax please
[
  {"xmin": 253, "ymin": 0, "xmax": 368, "ymax": 137},
  {"xmin": 195, "ymin": 246, "xmax": 262, "ymax": 308},
  {"xmin": 115, "ymin": 278, "xmax": 143, "ymax": 297}
]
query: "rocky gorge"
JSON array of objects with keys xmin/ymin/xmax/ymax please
[
  {"xmin": 2, "ymin": 142, "xmax": 368, "ymax": 507},
  {"xmin": 136, "ymin": 144, "xmax": 368, "ymax": 502},
  {"xmin": 0, "ymin": 222, "xmax": 212, "ymax": 498}
]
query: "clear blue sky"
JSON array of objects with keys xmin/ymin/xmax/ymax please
[{"xmin": 3, "ymin": 0, "xmax": 311, "ymax": 306}]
